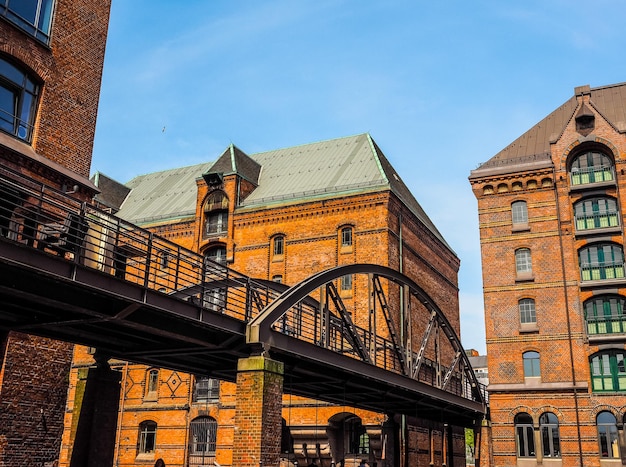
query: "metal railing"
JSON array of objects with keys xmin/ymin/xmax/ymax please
[
  {"xmin": 586, "ymin": 315, "xmax": 626, "ymax": 335},
  {"xmin": 570, "ymin": 166, "xmax": 615, "ymax": 185},
  {"xmin": 580, "ymin": 262, "xmax": 626, "ymax": 281},
  {"xmin": 0, "ymin": 166, "xmax": 485, "ymax": 403},
  {"xmin": 575, "ymin": 211, "xmax": 620, "ymax": 231}
]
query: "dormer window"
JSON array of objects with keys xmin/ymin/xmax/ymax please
[
  {"xmin": 575, "ymin": 103, "xmax": 595, "ymax": 136},
  {"xmin": 203, "ymin": 191, "xmax": 228, "ymax": 237}
]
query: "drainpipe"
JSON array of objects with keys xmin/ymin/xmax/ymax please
[
  {"xmin": 553, "ymin": 166, "xmax": 584, "ymax": 466},
  {"xmin": 397, "ymin": 210, "xmax": 408, "ymax": 467}
]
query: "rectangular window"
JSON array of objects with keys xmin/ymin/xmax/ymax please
[
  {"xmin": 341, "ymin": 274, "xmax": 353, "ymax": 291},
  {"xmin": 341, "ymin": 227, "xmax": 353, "ymax": 248},
  {"xmin": 273, "ymin": 236, "xmax": 284, "ymax": 256},
  {"xmin": 193, "ymin": 377, "xmax": 219, "ymax": 402},
  {"xmin": 0, "ymin": 0, "xmax": 55, "ymax": 44},
  {"xmin": 512, "ymin": 201, "xmax": 528, "ymax": 225},
  {"xmin": 519, "ymin": 299, "xmax": 536, "ymax": 324},
  {"xmin": 515, "ymin": 249, "xmax": 532, "ymax": 277},
  {"xmin": 138, "ymin": 421, "xmax": 157, "ymax": 453}
]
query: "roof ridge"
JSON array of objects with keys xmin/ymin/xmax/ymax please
[{"xmin": 250, "ymin": 132, "xmax": 370, "ymax": 157}]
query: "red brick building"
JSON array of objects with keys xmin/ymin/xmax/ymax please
[
  {"xmin": 470, "ymin": 82, "xmax": 626, "ymax": 466},
  {"xmin": 0, "ymin": 1, "xmax": 111, "ymax": 465},
  {"xmin": 63, "ymin": 133, "xmax": 469, "ymax": 466}
]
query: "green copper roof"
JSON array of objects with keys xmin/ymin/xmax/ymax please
[{"xmin": 115, "ymin": 134, "xmax": 451, "ymax": 251}]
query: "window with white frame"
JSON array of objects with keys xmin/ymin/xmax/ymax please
[
  {"xmin": 515, "ymin": 248, "xmax": 532, "ymax": 276},
  {"xmin": 511, "ymin": 201, "xmax": 528, "ymax": 226},
  {"xmin": 519, "ymin": 298, "xmax": 536, "ymax": 325},
  {"xmin": 138, "ymin": 420, "xmax": 157, "ymax": 454}
]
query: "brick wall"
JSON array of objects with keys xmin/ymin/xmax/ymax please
[{"xmin": 471, "ymin": 88, "xmax": 626, "ymax": 466}]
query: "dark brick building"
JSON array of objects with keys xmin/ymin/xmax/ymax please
[
  {"xmin": 0, "ymin": 1, "xmax": 111, "ymax": 465},
  {"xmin": 470, "ymin": 82, "xmax": 626, "ymax": 467}
]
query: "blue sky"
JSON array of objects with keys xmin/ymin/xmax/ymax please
[{"xmin": 90, "ymin": 0, "xmax": 626, "ymax": 354}]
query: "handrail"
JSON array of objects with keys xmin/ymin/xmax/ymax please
[{"xmin": 0, "ymin": 165, "xmax": 486, "ymax": 405}]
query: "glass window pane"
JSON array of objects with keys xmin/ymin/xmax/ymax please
[{"xmin": 512, "ymin": 201, "xmax": 528, "ymax": 224}]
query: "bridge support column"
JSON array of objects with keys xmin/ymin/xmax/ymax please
[
  {"xmin": 232, "ymin": 355, "xmax": 284, "ymax": 467},
  {"xmin": 68, "ymin": 353, "xmax": 121, "ymax": 467},
  {"xmin": 477, "ymin": 418, "xmax": 492, "ymax": 467}
]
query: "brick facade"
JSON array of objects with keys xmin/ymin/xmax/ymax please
[
  {"xmin": 0, "ymin": 1, "xmax": 111, "ymax": 465},
  {"xmin": 61, "ymin": 135, "xmax": 468, "ymax": 466},
  {"xmin": 470, "ymin": 83, "xmax": 626, "ymax": 466}
]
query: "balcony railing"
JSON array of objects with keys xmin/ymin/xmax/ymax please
[
  {"xmin": 571, "ymin": 166, "xmax": 615, "ymax": 186},
  {"xmin": 581, "ymin": 262, "xmax": 626, "ymax": 281},
  {"xmin": 587, "ymin": 315, "xmax": 626, "ymax": 336},
  {"xmin": 576, "ymin": 211, "xmax": 620, "ymax": 231}
]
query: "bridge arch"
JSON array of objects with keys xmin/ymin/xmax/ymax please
[{"xmin": 247, "ymin": 263, "xmax": 485, "ymax": 406}]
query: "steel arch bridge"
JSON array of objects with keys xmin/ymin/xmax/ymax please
[{"xmin": 0, "ymin": 166, "xmax": 486, "ymax": 425}]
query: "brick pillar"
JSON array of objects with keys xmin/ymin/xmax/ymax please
[
  {"xmin": 477, "ymin": 418, "xmax": 492, "ymax": 467},
  {"xmin": 232, "ymin": 355, "xmax": 284, "ymax": 467},
  {"xmin": 68, "ymin": 353, "xmax": 121, "ymax": 467}
]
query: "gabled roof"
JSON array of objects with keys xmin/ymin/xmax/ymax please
[
  {"xmin": 470, "ymin": 82, "xmax": 626, "ymax": 179},
  {"xmin": 205, "ymin": 144, "xmax": 261, "ymax": 185},
  {"xmin": 90, "ymin": 171, "xmax": 131, "ymax": 212},
  {"xmin": 114, "ymin": 134, "xmax": 451, "ymax": 251}
]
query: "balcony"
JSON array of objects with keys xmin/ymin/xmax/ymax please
[
  {"xmin": 575, "ymin": 211, "xmax": 620, "ymax": 235},
  {"xmin": 570, "ymin": 166, "xmax": 615, "ymax": 189},
  {"xmin": 587, "ymin": 315, "xmax": 626, "ymax": 342},
  {"xmin": 580, "ymin": 262, "xmax": 626, "ymax": 287}
]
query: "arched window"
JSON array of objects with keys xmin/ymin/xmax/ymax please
[
  {"xmin": 539, "ymin": 412, "xmax": 560, "ymax": 458},
  {"xmin": 570, "ymin": 151, "xmax": 614, "ymax": 185},
  {"xmin": 0, "ymin": 56, "xmax": 40, "ymax": 141},
  {"xmin": 511, "ymin": 201, "xmax": 528, "ymax": 227},
  {"xmin": 584, "ymin": 295, "xmax": 626, "ymax": 335},
  {"xmin": 579, "ymin": 243, "xmax": 625, "ymax": 281},
  {"xmin": 203, "ymin": 191, "xmax": 228, "ymax": 236},
  {"xmin": 515, "ymin": 413, "xmax": 535, "ymax": 458},
  {"xmin": 272, "ymin": 235, "xmax": 284, "ymax": 258},
  {"xmin": 145, "ymin": 369, "xmax": 158, "ymax": 399},
  {"xmin": 205, "ymin": 245, "xmax": 226, "ymax": 265},
  {"xmin": 598, "ymin": 411, "xmax": 619, "ymax": 458},
  {"xmin": 189, "ymin": 416, "xmax": 217, "ymax": 459},
  {"xmin": 0, "ymin": 0, "xmax": 54, "ymax": 43},
  {"xmin": 574, "ymin": 197, "xmax": 619, "ymax": 231},
  {"xmin": 519, "ymin": 299, "xmax": 536, "ymax": 325},
  {"xmin": 515, "ymin": 248, "xmax": 532, "ymax": 277},
  {"xmin": 590, "ymin": 351, "xmax": 626, "ymax": 392},
  {"xmin": 138, "ymin": 420, "xmax": 157, "ymax": 454},
  {"xmin": 523, "ymin": 351, "xmax": 540, "ymax": 377}
]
